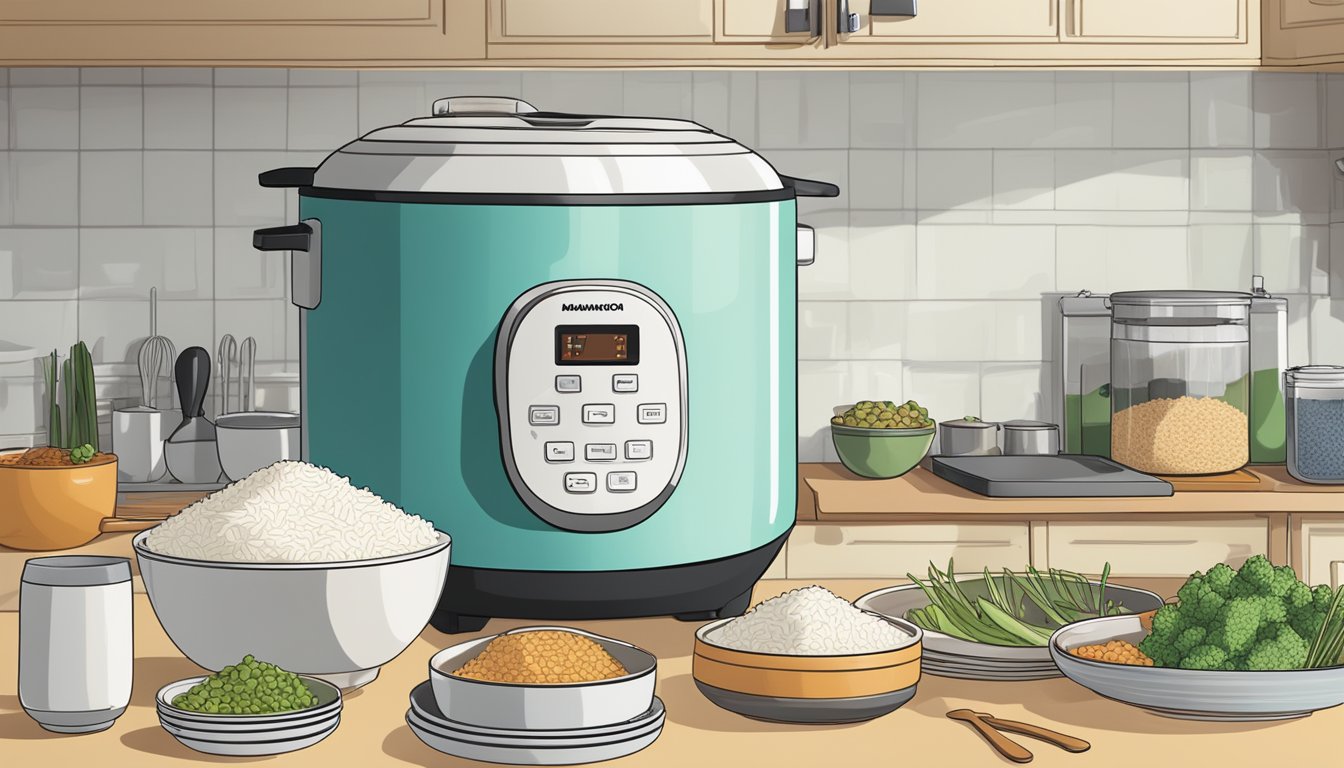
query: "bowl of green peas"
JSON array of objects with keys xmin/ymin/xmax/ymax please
[
  {"xmin": 155, "ymin": 654, "xmax": 343, "ymax": 756},
  {"xmin": 830, "ymin": 400, "xmax": 936, "ymax": 479}
]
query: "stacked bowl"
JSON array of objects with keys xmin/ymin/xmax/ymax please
[
  {"xmin": 408, "ymin": 627, "xmax": 665, "ymax": 766},
  {"xmin": 155, "ymin": 676, "xmax": 342, "ymax": 756}
]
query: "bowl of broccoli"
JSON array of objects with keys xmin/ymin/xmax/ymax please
[{"xmin": 1049, "ymin": 555, "xmax": 1344, "ymax": 721}]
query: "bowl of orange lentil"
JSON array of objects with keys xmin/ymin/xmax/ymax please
[{"xmin": 428, "ymin": 627, "xmax": 657, "ymax": 731}]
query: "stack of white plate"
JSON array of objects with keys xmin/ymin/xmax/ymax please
[
  {"xmin": 155, "ymin": 676, "xmax": 342, "ymax": 757},
  {"xmin": 855, "ymin": 581, "xmax": 1165, "ymax": 682},
  {"xmin": 407, "ymin": 681, "xmax": 665, "ymax": 765},
  {"xmin": 407, "ymin": 626, "xmax": 666, "ymax": 765}
]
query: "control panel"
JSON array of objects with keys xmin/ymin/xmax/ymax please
[{"xmin": 495, "ymin": 280, "xmax": 688, "ymax": 532}]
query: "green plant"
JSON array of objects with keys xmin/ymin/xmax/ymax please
[
  {"xmin": 43, "ymin": 341, "xmax": 98, "ymax": 453},
  {"xmin": 904, "ymin": 560, "xmax": 1128, "ymax": 647}
]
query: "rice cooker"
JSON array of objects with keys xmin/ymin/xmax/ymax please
[{"xmin": 252, "ymin": 96, "xmax": 834, "ymax": 633}]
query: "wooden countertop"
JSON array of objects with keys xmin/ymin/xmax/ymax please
[
  {"xmin": 1, "ymin": 579, "xmax": 1334, "ymax": 767},
  {"xmin": 799, "ymin": 464, "xmax": 1344, "ymax": 522}
]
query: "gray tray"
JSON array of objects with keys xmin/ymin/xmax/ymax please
[{"xmin": 931, "ymin": 455, "xmax": 1173, "ymax": 498}]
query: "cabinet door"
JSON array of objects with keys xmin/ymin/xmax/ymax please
[
  {"xmin": 1294, "ymin": 517, "xmax": 1344, "ymax": 588},
  {"xmin": 862, "ymin": 0, "xmax": 1059, "ymax": 41},
  {"xmin": 786, "ymin": 523, "xmax": 1031, "ymax": 579},
  {"xmin": 491, "ymin": 0, "xmax": 714, "ymax": 42},
  {"xmin": 1046, "ymin": 519, "xmax": 1268, "ymax": 578},
  {"xmin": 1064, "ymin": 0, "xmax": 1249, "ymax": 41},
  {"xmin": 718, "ymin": 0, "xmax": 821, "ymax": 42},
  {"xmin": 1264, "ymin": 0, "xmax": 1344, "ymax": 64},
  {"xmin": 0, "ymin": 0, "xmax": 483, "ymax": 64}
]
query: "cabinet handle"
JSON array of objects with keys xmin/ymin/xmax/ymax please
[
  {"xmin": 837, "ymin": 0, "xmax": 861, "ymax": 34},
  {"xmin": 1308, "ymin": 0, "xmax": 1344, "ymax": 6},
  {"xmin": 871, "ymin": 0, "xmax": 917, "ymax": 16},
  {"xmin": 784, "ymin": 0, "xmax": 822, "ymax": 37}
]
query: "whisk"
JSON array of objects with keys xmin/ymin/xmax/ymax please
[{"xmin": 136, "ymin": 287, "xmax": 176, "ymax": 409}]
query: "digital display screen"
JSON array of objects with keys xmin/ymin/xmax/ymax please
[{"xmin": 556, "ymin": 325, "xmax": 639, "ymax": 366}]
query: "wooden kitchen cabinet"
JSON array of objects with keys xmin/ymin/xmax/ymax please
[
  {"xmin": 1042, "ymin": 518, "xmax": 1272, "ymax": 578},
  {"xmin": 1263, "ymin": 0, "xmax": 1344, "ymax": 66},
  {"xmin": 0, "ymin": 0, "xmax": 484, "ymax": 65},
  {"xmin": 489, "ymin": 0, "xmax": 714, "ymax": 43},
  {"xmin": 785, "ymin": 522, "xmax": 1031, "ymax": 579},
  {"xmin": 1063, "ymin": 0, "xmax": 1249, "ymax": 41},
  {"xmin": 1291, "ymin": 515, "xmax": 1344, "ymax": 588}
]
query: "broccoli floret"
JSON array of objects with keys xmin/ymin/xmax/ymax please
[
  {"xmin": 1207, "ymin": 597, "xmax": 1265, "ymax": 657},
  {"xmin": 1233, "ymin": 555, "xmax": 1277, "ymax": 597},
  {"xmin": 1244, "ymin": 625, "xmax": 1308, "ymax": 670},
  {"xmin": 1270, "ymin": 565, "xmax": 1299, "ymax": 599},
  {"xmin": 1150, "ymin": 604, "xmax": 1185, "ymax": 637},
  {"xmin": 1285, "ymin": 580, "xmax": 1313, "ymax": 611},
  {"xmin": 1312, "ymin": 584, "xmax": 1336, "ymax": 613},
  {"xmin": 1180, "ymin": 644, "xmax": 1229, "ymax": 670},
  {"xmin": 1175, "ymin": 577, "xmax": 1227, "ymax": 626},
  {"xmin": 1173, "ymin": 626, "xmax": 1207, "ymax": 655},
  {"xmin": 1291, "ymin": 605, "xmax": 1327, "ymax": 645},
  {"xmin": 1204, "ymin": 563, "xmax": 1236, "ymax": 597}
]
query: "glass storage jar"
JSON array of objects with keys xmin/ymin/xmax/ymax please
[
  {"xmin": 1109, "ymin": 291, "xmax": 1252, "ymax": 476},
  {"xmin": 1286, "ymin": 365, "xmax": 1344, "ymax": 484}
]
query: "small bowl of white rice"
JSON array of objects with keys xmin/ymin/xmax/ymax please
[
  {"xmin": 692, "ymin": 586, "xmax": 922, "ymax": 724},
  {"xmin": 133, "ymin": 461, "xmax": 452, "ymax": 690}
]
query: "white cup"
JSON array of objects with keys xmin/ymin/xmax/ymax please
[
  {"xmin": 19, "ymin": 556, "xmax": 134, "ymax": 734},
  {"xmin": 112, "ymin": 407, "xmax": 171, "ymax": 483}
]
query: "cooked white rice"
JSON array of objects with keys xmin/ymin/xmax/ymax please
[
  {"xmin": 144, "ymin": 461, "xmax": 439, "ymax": 563},
  {"xmin": 711, "ymin": 585, "xmax": 907, "ymax": 655}
]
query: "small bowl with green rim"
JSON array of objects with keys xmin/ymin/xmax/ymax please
[{"xmin": 830, "ymin": 423, "xmax": 936, "ymax": 479}]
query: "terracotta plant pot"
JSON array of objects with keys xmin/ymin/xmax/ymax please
[{"xmin": 0, "ymin": 450, "xmax": 117, "ymax": 551}]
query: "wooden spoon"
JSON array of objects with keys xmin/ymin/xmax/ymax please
[
  {"xmin": 947, "ymin": 709, "xmax": 1033, "ymax": 764},
  {"xmin": 978, "ymin": 713, "xmax": 1090, "ymax": 753}
]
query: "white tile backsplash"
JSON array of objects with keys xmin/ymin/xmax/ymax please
[
  {"xmin": 12, "ymin": 152, "xmax": 78, "ymax": 226},
  {"xmin": 79, "ymin": 87, "xmax": 142, "ymax": 149},
  {"xmin": 915, "ymin": 225, "xmax": 1054, "ymax": 300},
  {"xmin": 214, "ymin": 87, "xmax": 287, "ymax": 149},
  {"xmin": 1190, "ymin": 72, "xmax": 1253, "ymax": 149},
  {"xmin": 144, "ymin": 86, "xmax": 213, "ymax": 149},
  {"xmin": 143, "ymin": 151, "xmax": 213, "ymax": 226},
  {"xmin": 80, "ymin": 227, "xmax": 213, "ymax": 300},
  {"xmin": 0, "ymin": 228, "xmax": 78, "ymax": 300},
  {"xmin": 0, "ymin": 68, "xmax": 1340, "ymax": 450},
  {"xmin": 10, "ymin": 87, "xmax": 79, "ymax": 149},
  {"xmin": 916, "ymin": 72, "xmax": 1055, "ymax": 149},
  {"xmin": 1191, "ymin": 151, "xmax": 1254, "ymax": 212},
  {"xmin": 1113, "ymin": 73, "xmax": 1189, "ymax": 148},
  {"xmin": 287, "ymin": 86, "xmax": 357, "ymax": 150},
  {"xmin": 916, "ymin": 150, "xmax": 992, "ymax": 211},
  {"xmin": 80, "ymin": 151, "xmax": 143, "ymax": 225},
  {"xmin": 1254, "ymin": 73, "xmax": 1322, "ymax": 150}
]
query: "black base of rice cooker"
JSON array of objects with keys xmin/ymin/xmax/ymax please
[{"xmin": 429, "ymin": 529, "xmax": 790, "ymax": 634}]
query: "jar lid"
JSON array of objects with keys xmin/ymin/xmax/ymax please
[
  {"xmin": 1002, "ymin": 420, "xmax": 1057, "ymax": 431},
  {"xmin": 1287, "ymin": 365, "xmax": 1344, "ymax": 387},
  {"xmin": 21, "ymin": 556, "xmax": 131, "ymax": 587},
  {"xmin": 1110, "ymin": 290, "xmax": 1251, "ymax": 325},
  {"xmin": 940, "ymin": 418, "xmax": 996, "ymax": 430}
]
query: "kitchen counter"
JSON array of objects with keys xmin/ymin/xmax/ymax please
[
  {"xmin": 0, "ymin": 579, "xmax": 1333, "ymax": 767},
  {"xmin": 798, "ymin": 464, "xmax": 1344, "ymax": 521}
]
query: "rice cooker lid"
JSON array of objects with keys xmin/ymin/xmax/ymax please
[{"xmin": 309, "ymin": 96, "xmax": 789, "ymax": 197}]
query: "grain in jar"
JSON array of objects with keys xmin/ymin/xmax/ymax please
[
  {"xmin": 1109, "ymin": 291, "xmax": 1251, "ymax": 476},
  {"xmin": 1286, "ymin": 366, "xmax": 1344, "ymax": 484}
]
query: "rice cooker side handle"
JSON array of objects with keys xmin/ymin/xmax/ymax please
[
  {"xmin": 780, "ymin": 175, "xmax": 837, "ymax": 267},
  {"xmin": 254, "ymin": 220, "xmax": 323, "ymax": 311}
]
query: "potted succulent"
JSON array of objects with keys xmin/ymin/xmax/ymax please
[{"xmin": 0, "ymin": 342, "xmax": 118, "ymax": 550}]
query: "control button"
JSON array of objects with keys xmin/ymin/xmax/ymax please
[
  {"xmin": 625, "ymin": 440, "xmax": 653, "ymax": 460},
  {"xmin": 585, "ymin": 443, "xmax": 617, "ymax": 461},
  {"xmin": 637, "ymin": 403, "xmax": 667, "ymax": 424},
  {"xmin": 582, "ymin": 404, "xmax": 616, "ymax": 424},
  {"xmin": 555, "ymin": 375, "xmax": 582, "ymax": 393},
  {"xmin": 565, "ymin": 473, "xmax": 597, "ymax": 494},
  {"xmin": 545, "ymin": 442, "xmax": 574, "ymax": 463},
  {"xmin": 528, "ymin": 405, "xmax": 560, "ymax": 426},
  {"xmin": 607, "ymin": 471, "xmax": 638, "ymax": 493},
  {"xmin": 612, "ymin": 374, "xmax": 639, "ymax": 393}
]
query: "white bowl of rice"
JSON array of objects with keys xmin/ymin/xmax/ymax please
[
  {"xmin": 691, "ymin": 586, "xmax": 923, "ymax": 724},
  {"xmin": 133, "ymin": 461, "xmax": 452, "ymax": 690}
]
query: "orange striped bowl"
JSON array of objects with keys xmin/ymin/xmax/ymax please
[{"xmin": 691, "ymin": 614, "xmax": 922, "ymax": 724}]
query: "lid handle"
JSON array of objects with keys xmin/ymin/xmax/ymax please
[{"xmin": 432, "ymin": 96, "xmax": 539, "ymax": 116}]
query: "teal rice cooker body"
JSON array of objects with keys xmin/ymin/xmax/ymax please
[{"xmin": 252, "ymin": 96, "xmax": 836, "ymax": 632}]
